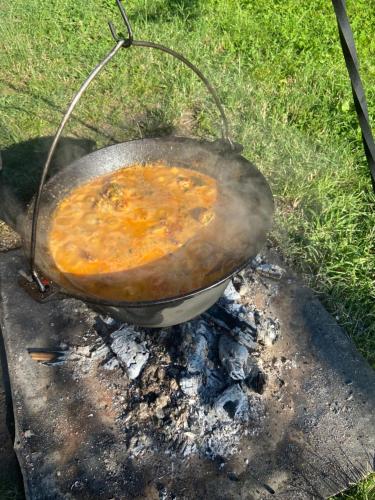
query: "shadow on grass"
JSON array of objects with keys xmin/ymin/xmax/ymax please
[
  {"xmin": 0, "ymin": 110, "xmax": 179, "ymax": 233},
  {"xmin": 0, "ymin": 136, "xmax": 96, "ymax": 231},
  {"xmin": 0, "ymin": 80, "xmax": 119, "ymax": 145}
]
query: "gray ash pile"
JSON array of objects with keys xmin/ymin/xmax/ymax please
[{"xmin": 81, "ymin": 264, "xmax": 281, "ymax": 461}]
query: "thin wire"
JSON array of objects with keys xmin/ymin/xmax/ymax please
[
  {"xmin": 132, "ymin": 40, "xmax": 232, "ymax": 145},
  {"xmin": 108, "ymin": 1, "xmax": 231, "ymax": 145}
]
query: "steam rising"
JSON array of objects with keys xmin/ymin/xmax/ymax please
[{"xmin": 20, "ymin": 138, "xmax": 273, "ymax": 302}]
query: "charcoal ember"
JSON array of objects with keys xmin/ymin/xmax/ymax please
[
  {"xmin": 242, "ymin": 309, "xmax": 258, "ymax": 332},
  {"xmin": 255, "ymin": 263, "xmax": 284, "ymax": 280},
  {"xmin": 180, "ymin": 320, "xmax": 210, "ymax": 374},
  {"xmin": 203, "ymin": 369, "xmax": 227, "ymax": 400},
  {"xmin": 62, "ymin": 280, "xmax": 277, "ymax": 463},
  {"xmin": 257, "ymin": 317, "xmax": 280, "ymax": 346},
  {"xmin": 157, "ymin": 484, "xmax": 169, "ymax": 500},
  {"xmin": 221, "ymin": 300, "xmax": 247, "ymax": 320},
  {"xmin": 154, "ymin": 394, "xmax": 170, "ymax": 419},
  {"xmin": 100, "ymin": 315, "xmax": 120, "ymax": 327},
  {"xmin": 91, "ymin": 343, "xmax": 110, "ymax": 360},
  {"xmin": 232, "ymin": 274, "xmax": 244, "ymax": 290},
  {"xmin": 219, "ymin": 335, "xmax": 249, "ymax": 380},
  {"xmin": 110, "ymin": 326, "xmax": 149, "ymax": 379},
  {"xmin": 205, "ymin": 303, "xmax": 257, "ymax": 335},
  {"xmin": 214, "ymin": 384, "xmax": 249, "ymax": 422},
  {"xmin": 179, "ymin": 432, "xmax": 198, "ymax": 457},
  {"xmin": 179, "ymin": 374, "xmax": 201, "ymax": 397},
  {"xmin": 102, "ymin": 356, "xmax": 119, "ymax": 370},
  {"xmin": 231, "ymin": 328, "xmax": 257, "ymax": 351},
  {"xmin": 95, "ymin": 315, "xmax": 123, "ymax": 336},
  {"xmin": 245, "ymin": 368, "xmax": 268, "ymax": 394},
  {"xmin": 251, "ymin": 254, "xmax": 263, "ymax": 267},
  {"xmin": 128, "ymin": 434, "xmax": 153, "ymax": 456},
  {"xmin": 223, "ymin": 281, "xmax": 241, "ymax": 302}
]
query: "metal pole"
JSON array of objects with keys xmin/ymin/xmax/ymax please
[{"xmin": 332, "ymin": 0, "xmax": 375, "ymax": 191}]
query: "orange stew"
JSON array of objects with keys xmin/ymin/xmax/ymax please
[{"xmin": 48, "ymin": 163, "xmax": 245, "ymax": 301}]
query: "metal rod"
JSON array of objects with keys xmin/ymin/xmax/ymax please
[
  {"xmin": 132, "ymin": 40, "xmax": 232, "ymax": 145},
  {"xmin": 116, "ymin": 0, "xmax": 133, "ymax": 44},
  {"xmin": 29, "ymin": 40, "xmax": 125, "ymax": 287},
  {"xmin": 332, "ymin": 0, "xmax": 375, "ymax": 190},
  {"xmin": 108, "ymin": 0, "xmax": 133, "ymax": 46},
  {"xmin": 109, "ymin": 1, "xmax": 232, "ymax": 145}
]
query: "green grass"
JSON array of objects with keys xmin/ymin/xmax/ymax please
[
  {"xmin": 0, "ymin": 0, "xmax": 374, "ymax": 497},
  {"xmin": 334, "ymin": 473, "xmax": 375, "ymax": 500}
]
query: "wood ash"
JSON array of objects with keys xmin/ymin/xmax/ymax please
[{"xmin": 67, "ymin": 262, "xmax": 282, "ymax": 462}]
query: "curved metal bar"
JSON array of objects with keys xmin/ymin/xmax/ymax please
[
  {"xmin": 132, "ymin": 40, "xmax": 232, "ymax": 145},
  {"xmin": 30, "ymin": 40, "xmax": 125, "ymax": 289}
]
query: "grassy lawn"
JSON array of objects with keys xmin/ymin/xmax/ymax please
[{"xmin": 0, "ymin": 0, "xmax": 374, "ymax": 498}]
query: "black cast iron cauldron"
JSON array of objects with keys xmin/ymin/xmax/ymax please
[{"xmin": 23, "ymin": 1, "xmax": 274, "ymax": 327}]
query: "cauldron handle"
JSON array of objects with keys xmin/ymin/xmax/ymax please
[
  {"xmin": 29, "ymin": 40, "xmax": 125, "ymax": 292},
  {"xmin": 30, "ymin": 0, "xmax": 234, "ymax": 291},
  {"xmin": 108, "ymin": 0, "xmax": 232, "ymax": 146}
]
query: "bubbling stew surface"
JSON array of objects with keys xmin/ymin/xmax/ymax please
[{"xmin": 48, "ymin": 163, "xmax": 249, "ymax": 301}]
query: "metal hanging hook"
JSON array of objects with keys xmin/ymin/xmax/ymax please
[{"xmin": 108, "ymin": 0, "xmax": 133, "ymax": 47}]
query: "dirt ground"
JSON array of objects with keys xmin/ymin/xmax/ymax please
[
  {"xmin": 0, "ymin": 220, "xmax": 21, "ymax": 252},
  {"xmin": 0, "ymin": 355, "xmax": 22, "ymax": 492},
  {"xmin": 0, "ymin": 221, "xmax": 23, "ymax": 495}
]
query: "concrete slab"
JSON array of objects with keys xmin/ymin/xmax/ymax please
[{"xmin": 0, "ymin": 250, "xmax": 374, "ymax": 499}]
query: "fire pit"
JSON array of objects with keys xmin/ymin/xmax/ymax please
[
  {"xmin": 1, "ymin": 248, "xmax": 374, "ymax": 499},
  {"xmin": 69, "ymin": 273, "xmax": 277, "ymax": 462},
  {"xmin": 1, "ymin": 3, "xmax": 374, "ymax": 498}
]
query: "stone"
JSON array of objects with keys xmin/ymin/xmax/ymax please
[
  {"xmin": 110, "ymin": 326, "xmax": 149, "ymax": 379},
  {"xmin": 219, "ymin": 335, "xmax": 249, "ymax": 380},
  {"xmin": 214, "ymin": 384, "xmax": 249, "ymax": 422}
]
